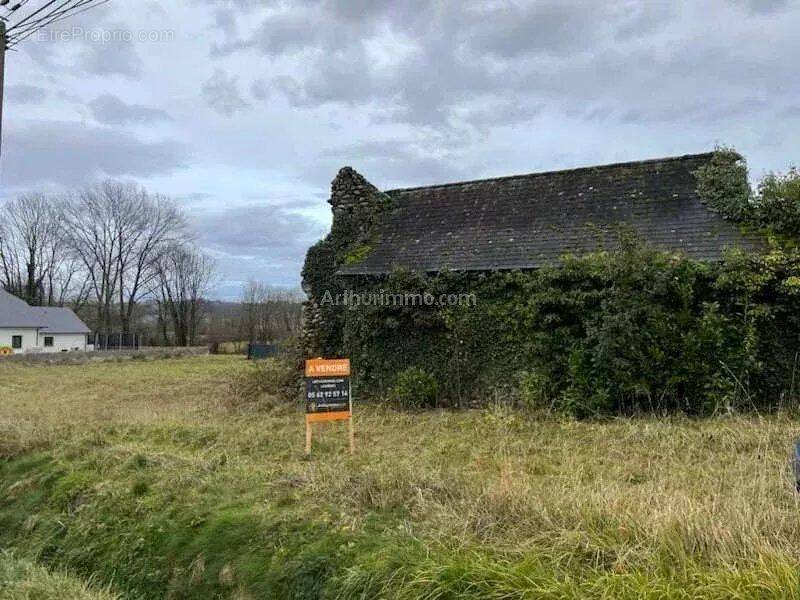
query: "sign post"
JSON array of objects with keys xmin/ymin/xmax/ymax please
[{"xmin": 304, "ymin": 358, "xmax": 353, "ymax": 455}]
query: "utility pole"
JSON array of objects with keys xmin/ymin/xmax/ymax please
[
  {"xmin": 0, "ymin": 1, "xmax": 110, "ymax": 159},
  {"xmin": 1, "ymin": 20, "xmax": 6, "ymax": 158}
]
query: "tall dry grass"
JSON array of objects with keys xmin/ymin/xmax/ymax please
[
  {"xmin": 2, "ymin": 356, "xmax": 800, "ymax": 596},
  {"xmin": 0, "ymin": 356, "xmax": 234, "ymax": 457},
  {"xmin": 300, "ymin": 408, "xmax": 800, "ymax": 572},
  {"xmin": 0, "ymin": 551, "xmax": 119, "ymax": 599}
]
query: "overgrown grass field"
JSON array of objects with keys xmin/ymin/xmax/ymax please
[{"xmin": 2, "ymin": 356, "xmax": 800, "ymax": 598}]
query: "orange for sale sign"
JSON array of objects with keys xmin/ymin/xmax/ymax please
[
  {"xmin": 305, "ymin": 358, "xmax": 352, "ymax": 417},
  {"xmin": 304, "ymin": 358, "xmax": 354, "ymax": 454},
  {"xmin": 305, "ymin": 358, "xmax": 350, "ymax": 377}
]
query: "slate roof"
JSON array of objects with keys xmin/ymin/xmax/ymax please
[
  {"xmin": 0, "ymin": 289, "xmax": 43, "ymax": 328},
  {"xmin": 338, "ymin": 153, "xmax": 759, "ymax": 276},
  {"xmin": 0, "ymin": 289, "xmax": 90, "ymax": 333},
  {"xmin": 32, "ymin": 307, "xmax": 91, "ymax": 334}
]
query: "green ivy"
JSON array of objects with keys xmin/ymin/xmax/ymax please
[
  {"xmin": 334, "ymin": 241, "xmax": 800, "ymax": 415},
  {"xmin": 694, "ymin": 147, "xmax": 752, "ymax": 222},
  {"xmin": 302, "ymin": 148, "xmax": 800, "ymax": 415}
]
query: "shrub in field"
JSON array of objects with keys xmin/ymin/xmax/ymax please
[
  {"xmin": 517, "ymin": 370, "xmax": 554, "ymax": 412},
  {"xmin": 390, "ymin": 367, "xmax": 439, "ymax": 409},
  {"xmin": 227, "ymin": 357, "xmax": 299, "ymax": 409}
]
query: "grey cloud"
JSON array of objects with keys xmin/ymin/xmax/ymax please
[
  {"xmin": 613, "ymin": 3, "xmax": 676, "ymax": 40},
  {"xmin": 77, "ymin": 29, "xmax": 143, "ymax": 79},
  {"xmin": 275, "ymin": 45, "xmax": 377, "ymax": 107},
  {"xmin": 270, "ymin": 38, "xmax": 496, "ymax": 129},
  {"xmin": 174, "ymin": 192, "xmax": 215, "ymax": 203},
  {"xmin": 210, "ymin": 1, "xmax": 438, "ymax": 58},
  {"xmin": 734, "ymin": 0, "xmax": 788, "ymax": 14},
  {"xmin": 250, "ymin": 79, "xmax": 270, "ymax": 101},
  {"xmin": 1, "ymin": 120, "xmax": 188, "ymax": 187},
  {"xmin": 316, "ymin": 139, "xmax": 470, "ymax": 189},
  {"xmin": 196, "ymin": 204, "xmax": 325, "ymax": 255},
  {"xmin": 202, "ymin": 69, "xmax": 250, "ymax": 116},
  {"xmin": 619, "ymin": 97, "xmax": 770, "ymax": 125},
  {"xmin": 248, "ymin": 11, "xmax": 320, "ymax": 56},
  {"xmin": 215, "ymin": 8, "xmax": 238, "ymax": 36},
  {"xmin": 4, "ymin": 85, "xmax": 48, "ymax": 104},
  {"xmin": 459, "ymin": 100, "xmax": 545, "ymax": 134},
  {"xmin": 226, "ymin": 0, "xmax": 800, "ymax": 134},
  {"xmin": 144, "ymin": 1, "xmax": 168, "ymax": 17},
  {"xmin": 20, "ymin": 40, "xmax": 60, "ymax": 71},
  {"xmin": 193, "ymin": 0, "xmax": 268, "ymax": 9},
  {"xmin": 239, "ymin": 193, "xmax": 323, "ymax": 209},
  {"xmin": 227, "ymin": 2, "xmax": 652, "ymax": 128},
  {"xmin": 18, "ymin": 3, "xmax": 117, "ymax": 72},
  {"xmin": 466, "ymin": 2, "xmax": 611, "ymax": 59},
  {"xmin": 193, "ymin": 204, "xmax": 326, "ymax": 289},
  {"xmin": 208, "ymin": 255, "xmax": 304, "ymax": 292},
  {"xmin": 89, "ymin": 94, "xmax": 173, "ymax": 125}
]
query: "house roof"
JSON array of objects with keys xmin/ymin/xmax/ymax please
[
  {"xmin": 338, "ymin": 152, "xmax": 759, "ymax": 276},
  {"xmin": 32, "ymin": 307, "xmax": 91, "ymax": 334},
  {"xmin": 0, "ymin": 289, "xmax": 43, "ymax": 328},
  {"xmin": 0, "ymin": 289, "xmax": 90, "ymax": 333}
]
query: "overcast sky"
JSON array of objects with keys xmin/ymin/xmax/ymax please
[{"xmin": 2, "ymin": 0, "xmax": 799, "ymax": 299}]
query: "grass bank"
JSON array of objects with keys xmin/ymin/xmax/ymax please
[
  {"xmin": 0, "ymin": 551, "xmax": 118, "ymax": 599},
  {"xmin": 1, "ymin": 356, "xmax": 800, "ymax": 598}
]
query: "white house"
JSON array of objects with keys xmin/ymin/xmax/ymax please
[{"xmin": 0, "ymin": 289, "xmax": 91, "ymax": 354}]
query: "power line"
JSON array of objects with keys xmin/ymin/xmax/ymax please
[
  {"xmin": 3, "ymin": 0, "xmax": 108, "ymax": 49},
  {"xmin": 6, "ymin": 0, "xmax": 110, "ymax": 48},
  {"xmin": 6, "ymin": 0, "xmax": 78, "ymax": 43},
  {"xmin": 4, "ymin": 0, "xmax": 61, "ymax": 33},
  {"xmin": 8, "ymin": 0, "xmax": 75, "ymax": 33},
  {"xmin": 0, "ymin": 0, "xmax": 109, "ymax": 158}
]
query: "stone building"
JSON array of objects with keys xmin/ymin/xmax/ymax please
[{"xmin": 301, "ymin": 152, "xmax": 756, "ymax": 356}]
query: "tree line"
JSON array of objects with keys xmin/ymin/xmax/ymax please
[{"xmin": 0, "ymin": 180, "xmax": 214, "ymax": 346}]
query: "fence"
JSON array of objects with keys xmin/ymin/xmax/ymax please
[{"xmin": 91, "ymin": 333, "xmax": 142, "ymax": 351}]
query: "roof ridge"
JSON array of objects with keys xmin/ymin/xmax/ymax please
[{"xmin": 383, "ymin": 151, "xmax": 716, "ymax": 195}]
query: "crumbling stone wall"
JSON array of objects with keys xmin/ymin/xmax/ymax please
[{"xmin": 301, "ymin": 167, "xmax": 391, "ymax": 357}]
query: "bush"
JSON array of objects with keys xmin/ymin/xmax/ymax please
[
  {"xmin": 694, "ymin": 147, "xmax": 752, "ymax": 221},
  {"xmin": 334, "ymin": 238, "xmax": 800, "ymax": 416},
  {"xmin": 517, "ymin": 370, "xmax": 554, "ymax": 412},
  {"xmin": 227, "ymin": 357, "xmax": 299, "ymax": 410},
  {"xmin": 390, "ymin": 367, "xmax": 438, "ymax": 410},
  {"xmin": 756, "ymin": 168, "xmax": 800, "ymax": 236}
]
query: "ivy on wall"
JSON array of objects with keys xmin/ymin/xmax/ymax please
[{"xmin": 302, "ymin": 151, "xmax": 800, "ymax": 415}]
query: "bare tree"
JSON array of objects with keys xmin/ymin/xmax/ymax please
[
  {"xmin": 61, "ymin": 184, "xmax": 121, "ymax": 334},
  {"xmin": 0, "ymin": 217, "xmax": 24, "ymax": 295},
  {"xmin": 111, "ymin": 185, "xmax": 186, "ymax": 334},
  {"xmin": 0, "ymin": 194, "xmax": 69, "ymax": 305},
  {"xmin": 61, "ymin": 180, "xmax": 186, "ymax": 335},
  {"xmin": 239, "ymin": 281, "xmax": 303, "ymax": 343},
  {"xmin": 156, "ymin": 244, "xmax": 215, "ymax": 346}
]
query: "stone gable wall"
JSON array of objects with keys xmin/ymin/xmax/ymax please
[{"xmin": 301, "ymin": 167, "xmax": 390, "ymax": 356}]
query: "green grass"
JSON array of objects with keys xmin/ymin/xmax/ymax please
[
  {"xmin": 2, "ymin": 356, "xmax": 800, "ymax": 598},
  {"xmin": 0, "ymin": 551, "xmax": 118, "ymax": 599}
]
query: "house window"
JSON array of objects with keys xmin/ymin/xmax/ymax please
[
  {"xmin": 11, "ymin": 335, "xmax": 22, "ymax": 349},
  {"xmin": 44, "ymin": 336, "xmax": 54, "ymax": 347}
]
